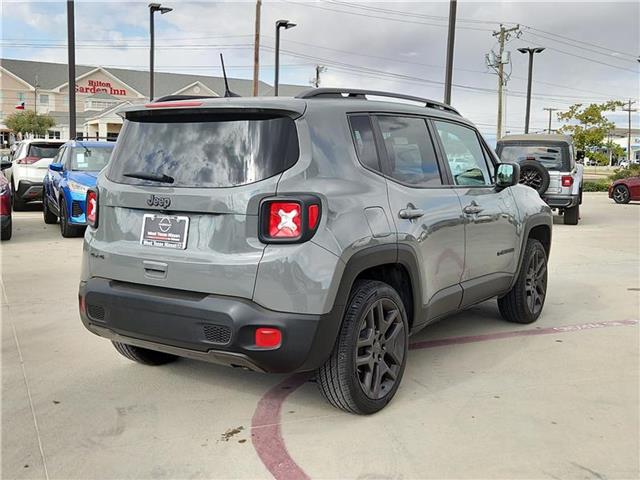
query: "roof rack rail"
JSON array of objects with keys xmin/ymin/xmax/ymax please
[
  {"xmin": 295, "ymin": 88, "xmax": 460, "ymax": 115},
  {"xmin": 75, "ymin": 136, "xmax": 117, "ymax": 142},
  {"xmin": 153, "ymin": 94, "xmax": 216, "ymax": 102}
]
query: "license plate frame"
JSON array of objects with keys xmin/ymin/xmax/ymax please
[{"xmin": 140, "ymin": 214, "xmax": 189, "ymax": 250}]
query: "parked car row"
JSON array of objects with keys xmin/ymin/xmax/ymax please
[{"xmin": 1, "ymin": 139, "xmax": 115, "ymax": 240}]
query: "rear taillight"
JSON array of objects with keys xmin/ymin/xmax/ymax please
[
  {"xmin": 17, "ymin": 156, "xmax": 40, "ymax": 165},
  {"xmin": 86, "ymin": 189, "xmax": 98, "ymax": 227},
  {"xmin": 259, "ymin": 196, "xmax": 321, "ymax": 243},
  {"xmin": 561, "ymin": 175, "xmax": 573, "ymax": 187}
]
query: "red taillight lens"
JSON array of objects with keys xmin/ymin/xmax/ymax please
[
  {"xmin": 255, "ymin": 327, "xmax": 282, "ymax": 348},
  {"xmin": 268, "ymin": 202, "xmax": 302, "ymax": 239},
  {"xmin": 308, "ymin": 204, "xmax": 320, "ymax": 229},
  {"xmin": 86, "ymin": 189, "xmax": 98, "ymax": 227},
  {"xmin": 17, "ymin": 156, "xmax": 40, "ymax": 165},
  {"xmin": 78, "ymin": 294, "xmax": 86, "ymax": 315},
  {"xmin": 561, "ymin": 175, "xmax": 573, "ymax": 187}
]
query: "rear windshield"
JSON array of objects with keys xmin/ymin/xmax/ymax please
[
  {"xmin": 496, "ymin": 142, "xmax": 570, "ymax": 171},
  {"xmin": 28, "ymin": 143, "xmax": 63, "ymax": 159},
  {"xmin": 71, "ymin": 145, "xmax": 114, "ymax": 171},
  {"xmin": 107, "ymin": 113, "xmax": 299, "ymax": 188}
]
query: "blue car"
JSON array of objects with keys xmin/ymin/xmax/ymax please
[{"xmin": 43, "ymin": 140, "xmax": 114, "ymax": 237}]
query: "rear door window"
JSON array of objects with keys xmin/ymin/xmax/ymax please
[
  {"xmin": 107, "ymin": 113, "xmax": 299, "ymax": 188},
  {"xmin": 377, "ymin": 116, "xmax": 442, "ymax": 187}
]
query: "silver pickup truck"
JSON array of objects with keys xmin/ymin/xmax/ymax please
[{"xmin": 497, "ymin": 134, "xmax": 583, "ymax": 225}]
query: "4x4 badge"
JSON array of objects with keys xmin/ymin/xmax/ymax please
[{"xmin": 147, "ymin": 194, "xmax": 171, "ymax": 209}]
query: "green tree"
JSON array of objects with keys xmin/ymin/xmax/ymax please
[
  {"xmin": 557, "ymin": 100, "xmax": 623, "ymax": 155},
  {"xmin": 5, "ymin": 110, "xmax": 55, "ymax": 136}
]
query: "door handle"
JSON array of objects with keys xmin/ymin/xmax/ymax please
[
  {"xmin": 463, "ymin": 204, "xmax": 483, "ymax": 215},
  {"xmin": 398, "ymin": 208, "xmax": 425, "ymax": 220}
]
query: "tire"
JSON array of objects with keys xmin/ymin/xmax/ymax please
[
  {"xmin": 317, "ymin": 280, "xmax": 409, "ymax": 414},
  {"xmin": 1, "ymin": 217, "xmax": 11, "ymax": 241},
  {"xmin": 498, "ymin": 239, "xmax": 548, "ymax": 324},
  {"xmin": 11, "ymin": 182, "xmax": 26, "ymax": 211},
  {"xmin": 112, "ymin": 341, "xmax": 178, "ymax": 366},
  {"xmin": 43, "ymin": 193, "xmax": 57, "ymax": 224},
  {"xmin": 564, "ymin": 204, "xmax": 579, "ymax": 225},
  {"xmin": 59, "ymin": 198, "xmax": 81, "ymax": 238},
  {"xmin": 518, "ymin": 160, "xmax": 550, "ymax": 196},
  {"xmin": 612, "ymin": 184, "xmax": 630, "ymax": 204}
]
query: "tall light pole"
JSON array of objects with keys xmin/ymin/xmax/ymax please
[
  {"xmin": 252, "ymin": 0, "xmax": 262, "ymax": 96},
  {"xmin": 149, "ymin": 3, "xmax": 172, "ymax": 101},
  {"xmin": 443, "ymin": 0, "xmax": 457, "ymax": 105},
  {"xmin": 67, "ymin": 0, "xmax": 76, "ymax": 139},
  {"xmin": 518, "ymin": 47, "xmax": 545, "ymax": 134},
  {"xmin": 543, "ymin": 107, "xmax": 558, "ymax": 133},
  {"xmin": 622, "ymin": 99, "xmax": 637, "ymax": 162},
  {"xmin": 274, "ymin": 19, "xmax": 296, "ymax": 96}
]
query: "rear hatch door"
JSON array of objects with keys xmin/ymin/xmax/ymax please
[{"xmin": 89, "ymin": 106, "xmax": 301, "ymax": 298}]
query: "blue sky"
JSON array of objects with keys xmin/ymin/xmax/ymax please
[{"xmin": 2, "ymin": 1, "xmax": 638, "ymax": 142}]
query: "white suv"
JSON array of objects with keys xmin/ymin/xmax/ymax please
[{"xmin": 6, "ymin": 139, "xmax": 65, "ymax": 209}]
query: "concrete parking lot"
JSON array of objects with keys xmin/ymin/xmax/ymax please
[{"xmin": 2, "ymin": 192, "xmax": 638, "ymax": 479}]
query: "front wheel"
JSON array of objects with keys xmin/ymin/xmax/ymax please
[
  {"xmin": 498, "ymin": 239, "xmax": 548, "ymax": 324},
  {"xmin": 317, "ymin": 280, "xmax": 408, "ymax": 414},
  {"xmin": 43, "ymin": 193, "xmax": 57, "ymax": 224},
  {"xmin": 59, "ymin": 198, "xmax": 81, "ymax": 238},
  {"xmin": 612, "ymin": 184, "xmax": 630, "ymax": 204},
  {"xmin": 1, "ymin": 217, "xmax": 11, "ymax": 241}
]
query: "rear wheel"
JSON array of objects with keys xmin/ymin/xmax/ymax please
[
  {"xmin": 43, "ymin": 193, "xmax": 57, "ymax": 224},
  {"xmin": 112, "ymin": 341, "xmax": 178, "ymax": 365},
  {"xmin": 564, "ymin": 204, "xmax": 579, "ymax": 225},
  {"xmin": 612, "ymin": 184, "xmax": 630, "ymax": 204},
  {"xmin": 11, "ymin": 182, "xmax": 26, "ymax": 211},
  {"xmin": 498, "ymin": 239, "xmax": 548, "ymax": 324},
  {"xmin": 317, "ymin": 280, "xmax": 408, "ymax": 414},
  {"xmin": 1, "ymin": 217, "xmax": 11, "ymax": 241}
]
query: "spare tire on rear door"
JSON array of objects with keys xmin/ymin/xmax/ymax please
[{"xmin": 518, "ymin": 159, "xmax": 550, "ymax": 196}]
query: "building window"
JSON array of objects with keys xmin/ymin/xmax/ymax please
[
  {"xmin": 17, "ymin": 92, "xmax": 26, "ymax": 102},
  {"xmin": 47, "ymin": 130, "xmax": 61, "ymax": 140},
  {"xmin": 39, "ymin": 94, "xmax": 49, "ymax": 105},
  {"xmin": 64, "ymin": 95, "xmax": 69, "ymax": 106}
]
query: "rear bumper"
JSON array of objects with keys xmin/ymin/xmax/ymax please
[
  {"xmin": 16, "ymin": 180, "xmax": 43, "ymax": 201},
  {"xmin": 543, "ymin": 194, "xmax": 579, "ymax": 209},
  {"xmin": 79, "ymin": 278, "xmax": 339, "ymax": 373}
]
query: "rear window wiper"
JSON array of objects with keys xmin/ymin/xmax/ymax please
[{"xmin": 123, "ymin": 171, "xmax": 174, "ymax": 184}]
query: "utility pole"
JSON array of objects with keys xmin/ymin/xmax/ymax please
[
  {"xmin": 443, "ymin": 0, "xmax": 457, "ymax": 105},
  {"xmin": 252, "ymin": 0, "xmax": 262, "ymax": 96},
  {"xmin": 67, "ymin": 0, "xmax": 76, "ymax": 140},
  {"xmin": 622, "ymin": 99, "xmax": 637, "ymax": 162},
  {"xmin": 543, "ymin": 107, "xmax": 558, "ymax": 133},
  {"xmin": 310, "ymin": 65, "xmax": 326, "ymax": 88},
  {"xmin": 489, "ymin": 24, "xmax": 520, "ymax": 140}
]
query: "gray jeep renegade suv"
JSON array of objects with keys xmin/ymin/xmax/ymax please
[{"xmin": 79, "ymin": 88, "xmax": 552, "ymax": 414}]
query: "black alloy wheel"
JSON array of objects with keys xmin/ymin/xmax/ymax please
[
  {"xmin": 355, "ymin": 298, "xmax": 406, "ymax": 400},
  {"xmin": 613, "ymin": 185, "xmax": 630, "ymax": 204},
  {"xmin": 524, "ymin": 246, "xmax": 547, "ymax": 316},
  {"xmin": 520, "ymin": 167, "xmax": 544, "ymax": 192}
]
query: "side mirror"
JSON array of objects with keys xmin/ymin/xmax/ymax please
[
  {"xmin": 496, "ymin": 162, "xmax": 520, "ymax": 189},
  {"xmin": 49, "ymin": 162, "xmax": 64, "ymax": 172},
  {"xmin": 0, "ymin": 159, "xmax": 11, "ymax": 171}
]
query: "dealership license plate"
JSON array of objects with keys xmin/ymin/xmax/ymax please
[{"xmin": 140, "ymin": 214, "xmax": 189, "ymax": 250}]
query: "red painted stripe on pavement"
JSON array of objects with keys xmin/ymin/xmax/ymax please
[
  {"xmin": 251, "ymin": 373, "xmax": 311, "ymax": 480},
  {"xmin": 251, "ymin": 319, "xmax": 637, "ymax": 479},
  {"xmin": 409, "ymin": 319, "xmax": 638, "ymax": 350}
]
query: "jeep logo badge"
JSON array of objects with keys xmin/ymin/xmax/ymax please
[{"xmin": 147, "ymin": 194, "xmax": 171, "ymax": 209}]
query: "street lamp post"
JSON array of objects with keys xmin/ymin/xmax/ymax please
[
  {"xmin": 518, "ymin": 47, "xmax": 545, "ymax": 134},
  {"xmin": 274, "ymin": 19, "xmax": 296, "ymax": 96},
  {"xmin": 149, "ymin": 3, "xmax": 173, "ymax": 101}
]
